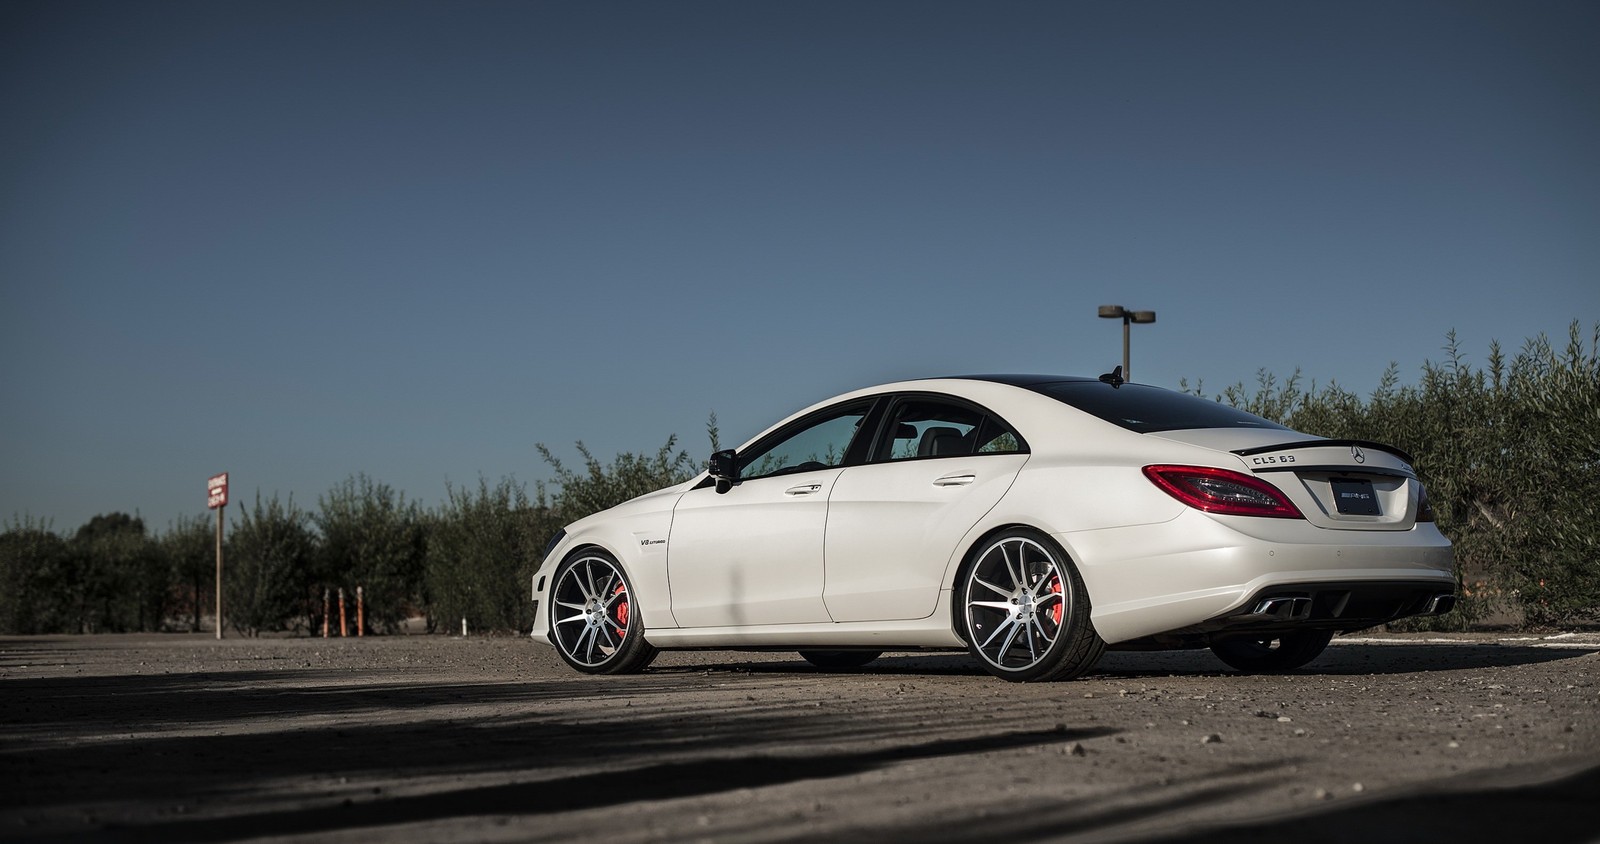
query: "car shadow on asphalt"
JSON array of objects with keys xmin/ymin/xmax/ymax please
[
  {"xmin": 3, "ymin": 665, "xmax": 1126, "ymax": 838},
  {"xmin": 13, "ymin": 726, "xmax": 1121, "ymax": 843},
  {"xmin": 1148, "ymin": 760, "xmax": 1600, "ymax": 844},
  {"xmin": 673, "ymin": 641, "xmax": 1592, "ymax": 679},
  {"xmin": 807, "ymin": 757, "xmax": 1600, "ymax": 844}
]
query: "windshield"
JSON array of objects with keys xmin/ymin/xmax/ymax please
[{"xmin": 1029, "ymin": 382, "xmax": 1291, "ymax": 434}]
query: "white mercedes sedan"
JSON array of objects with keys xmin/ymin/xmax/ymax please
[{"xmin": 530, "ymin": 373, "xmax": 1456, "ymax": 682}]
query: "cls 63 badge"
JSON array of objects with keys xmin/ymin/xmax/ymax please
[{"xmin": 1250, "ymin": 454, "xmax": 1296, "ymax": 466}]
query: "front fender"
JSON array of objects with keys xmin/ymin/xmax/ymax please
[{"xmin": 530, "ymin": 493, "xmax": 682, "ymax": 643}]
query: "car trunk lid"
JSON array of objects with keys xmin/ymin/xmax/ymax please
[{"xmin": 1149, "ymin": 431, "xmax": 1424, "ymax": 531}]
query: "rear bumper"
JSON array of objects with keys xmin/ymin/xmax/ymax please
[
  {"xmin": 1110, "ymin": 579, "xmax": 1458, "ymax": 650},
  {"xmin": 1061, "ymin": 508, "xmax": 1455, "ymax": 644},
  {"xmin": 1210, "ymin": 580, "xmax": 1457, "ymax": 632}
]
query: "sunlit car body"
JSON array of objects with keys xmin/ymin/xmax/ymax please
[{"xmin": 530, "ymin": 375, "xmax": 1456, "ymax": 682}]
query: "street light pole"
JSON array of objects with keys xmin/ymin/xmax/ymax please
[{"xmin": 1097, "ymin": 305, "xmax": 1156, "ymax": 380}]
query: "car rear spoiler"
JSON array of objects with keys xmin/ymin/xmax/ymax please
[{"xmin": 1230, "ymin": 439, "xmax": 1416, "ymax": 465}]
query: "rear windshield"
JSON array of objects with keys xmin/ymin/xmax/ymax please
[{"xmin": 1029, "ymin": 382, "xmax": 1290, "ymax": 434}]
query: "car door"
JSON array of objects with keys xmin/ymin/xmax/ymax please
[
  {"xmin": 667, "ymin": 399, "xmax": 876, "ymax": 628},
  {"xmin": 823, "ymin": 395, "xmax": 1029, "ymax": 622}
]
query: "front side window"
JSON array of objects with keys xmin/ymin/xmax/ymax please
[{"xmin": 739, "ymin": 401, "xmax": 873, "ymax": 480}]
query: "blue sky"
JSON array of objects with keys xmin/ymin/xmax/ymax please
[{"xmin": 3, "ymin": 1, "xmax": 1597, "ymax": 534}]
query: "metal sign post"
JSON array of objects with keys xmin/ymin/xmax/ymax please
[{"xmin": 207, "ymin": 473, "xmax": 229, "ymax": 639}]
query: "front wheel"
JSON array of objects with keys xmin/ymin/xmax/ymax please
[
  {"xmin": 1209, "ymin": 630, "xmax": 1333, "ymax": 673},
  {"xmin": 550, "ymin": 549, "xmax": 658, "ymax": 674},
  {"xmin": 959, "ymin": 529, "xmax": 1104, "ymax": 682}
]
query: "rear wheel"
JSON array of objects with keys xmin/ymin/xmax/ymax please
[
  {"xmin": 959, "ymin": 529, "xmax": 1104, "ymax": 682},
  {"xmin": 550, "ymin": 549, "xmax": 658, "ymax": 674},
  {"xmin": 798, "ymin": 650, "xmax": 882, "ymax": 670},
  {"xmin": 1209, "ymin": 630, "xmax": 1333, "ymax": 672}
]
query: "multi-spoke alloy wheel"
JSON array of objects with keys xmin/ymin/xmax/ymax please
[
  {"xmin": 550, "ymin": 550, "xmax": 658, "ymax": 674},
  {"xmin": 960, "ymin": 529, "xmax": 1104, "ymax": 682}
]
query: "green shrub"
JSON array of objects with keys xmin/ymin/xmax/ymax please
[
  {"xmin": 315, "ymin": 474, "xmax": 427, "ymax": 633},
  {"xmin": 163, "ymin": 514, "xmax": 216, "ymax": 633},
  {"xmin": 534, "ymin": 433, "xmax": 700, "ymax": 524},
  {"xmin": 71, "ymin": 513, "xmax": 167, "ymax": 633},
  {"xmin": 225, "ymin": 494, "xmax": 316, "ymax": 636},
  {"xmin": 0, "ymin": 517, "xmax": 75, "ymax": 634}
]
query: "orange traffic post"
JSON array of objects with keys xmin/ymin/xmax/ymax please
[
  {"xmin": 321, "ymin": 588, "xmax": 330, "ymax": 638},
  {"xmin": 356, "ymin": 586, "xmax": 365, "ymax": 638},
  {"xmin": 338, "ymin": 588, "xmax": 348, "ymax": 637}
]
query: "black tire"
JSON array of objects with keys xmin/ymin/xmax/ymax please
[
  {"xmin": 798, "ymin": 650, "xmax": 882, "ymax": 670},
  {"xmin": 549, "ymin": 549, "xmax": 658, "ymax": 674},
  {"xmin": 1209, "ymin": 630, "xmax": 1333, "ymax": 673},
  {"xmin": 958, "ymin": 528, "xmax": 1105, "ymax": 682}
]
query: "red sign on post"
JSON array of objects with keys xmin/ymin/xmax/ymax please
[{"xmin": 207, "ymin": 473, "xmax": 229, "ymax": 509}]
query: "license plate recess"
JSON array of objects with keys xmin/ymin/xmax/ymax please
[{"xmin": 1331, "ymin": 478, "xmax": 1381, "ymax": 516}]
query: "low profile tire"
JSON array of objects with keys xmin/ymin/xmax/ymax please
[
  {"xmin": 550, "ymin": 549, "xmax": 658, "ymax": 674},
  {"xmin": 798, "ymin": 650, "xmax": 882, "ymax": 670},
  {"xmin": 1209, "ymin": 630, "xmax": 1333, "ymax": 673},
  {"xmin": 959, "ymin": 529, "xmax": 1105, "ymax": 682}
]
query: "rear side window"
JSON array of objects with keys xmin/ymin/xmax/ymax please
[
  {"xmin": 1030, "ymin": 382, "xmax": 1289, "ymax": 434},
  {"xmin": 874, "ymin": 397, "xmax": 1027, "ymax": 461}
]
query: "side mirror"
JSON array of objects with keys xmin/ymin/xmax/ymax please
[{"xmin": 708, "ymin": 449, "xmax": 739, "ymax": 494}]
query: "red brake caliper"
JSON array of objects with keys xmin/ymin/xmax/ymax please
[
  {"xmin": 612, "ymin": 583, "xmax": 629, "ymax": 628},
  {"xmin": 1049, "ymin": 577, "xmax": 1063, "ymax": 625}
]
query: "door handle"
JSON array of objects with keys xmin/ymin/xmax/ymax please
[
  {"xmin": 933, "ymin": 474, "xmax": 976, "ymax": 487},
  {"xmin": 785, "ymin": 483, "xmax": 823, "ymax": 496}
]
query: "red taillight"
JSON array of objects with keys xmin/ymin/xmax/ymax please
[
  {"xmin": 1417, "ymin": 483, "xmax": 1435, "ymax": 522},
  {"xmin": 1143, "ymin": 465, "xmax": 1303, "ymax": 519}
]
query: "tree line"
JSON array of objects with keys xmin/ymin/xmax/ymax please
[
  {"xmin": 0, "ymin": 434, "xmax": 704, "ymax": 637},
  {"xmin": 3, "ymin": 325, "xmax": 1596, "ymax": 634}
]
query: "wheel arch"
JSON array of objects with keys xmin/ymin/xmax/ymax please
[
  {"xmin": 945, "ymin": 522, "xmax": 1075, "ymax": 643},
  {"xmin": 544, "ymin": 542, "xmax": 628, "ymax": 637},
  {"xmin": 544, "ymin": 541, "xmax": 661, "ymax": 674},
  {"xmin": 548, "ymin": 528, "xmax": 674, "ymax": 631},
  {"xmin": 948, "ymin": 522, "xmax": 1106, "ymax": 681}
]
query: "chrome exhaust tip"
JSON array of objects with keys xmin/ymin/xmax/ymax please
[
  {"xmin": 1426, "ymin": 594, "xmax": 1457, "ymax": 615},
  {"xmin": 1250, "ymin": 596, "xmax": 1312, "ymax": 621}
]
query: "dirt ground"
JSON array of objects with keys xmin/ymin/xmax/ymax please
[{"xmin": 2, "ymin": 631, "xmax": 1597, "ymax": 843}]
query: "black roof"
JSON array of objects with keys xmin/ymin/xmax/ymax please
[
  {"xmin": 947, "ymin": 374, "xmax": 1294, "ymax": 435},
  {"xmin": 946, "ymin": 374, "xmax": 1101, "ymax": 387}
]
